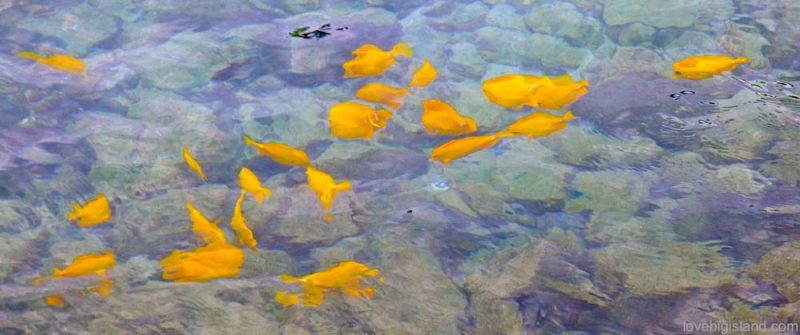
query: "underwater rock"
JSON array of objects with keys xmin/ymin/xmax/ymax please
[
  {"xmin": 475, "ymin": 26, "xmax": 592, "ymax": 70},
  {"xmin": 319, "ymin": 148, "xmax": 429, "ymax": 181},
  {"xmin": 720, "ymin": 22, "xmax": 771, "ymax": 69},
  {"xmin": 584, "ymin": 46, "xmax": 670, "ymax": 80},
  {"xmin": 524, "ymin": 33, "xmax": 592, "ymax": 69},
  {"xmin": 496, "ymin": 140, "xmax": 572, "ymax": 204},
  {"xmin": 710, "ymin": 164, "xmax": 771, "ymax": 197},
  {"xmin": 254, "ymin": 0, "xmax": 320, "ymax": 15},
  {"xmin": 0, "ymin": 200, "xmax": 41, "ymax": 234},
  {"xmin": 0, "ymin": 234, "xmax": 29, "ymax": 279},
  {"xmin": 447, "ymin": 43, "xmax": 489, "ymax": 79},
  {"xmin": 474, "ymin": 26, "xmax": 591, "ymax": 72},
  {"xmin": 250, "ymin": 187, "xmax": 358, "ymax": 245},
  {"xmin": 664, "ymin": 31, "xmax": 721, "ymax": 63},
  {"xmin": 761, "ymin": 141, "xmax": 800, "ymax": 186},
  {"xmin": 600, "ymin": 0, "xmax": 734, "ymax": 28},
  {"xmin": 565, "ymin": 169, "xmax": 658, "ymax": 214},
  {"xmin": 237, "ymin": 94, "xmax": 326, "ymax": 149},
  {"xmin": 594, "ymin": 240, "xmax": 737, "ymax": 296},
  {"xmin": 486, "ymin": 4, "xmax": 527, "ymax": 31},
  {"xmin": 616, "ymin": 23, "xmax": 656, "ymax": 46},
  {"xmin": 473, "ymin": 26, "xmax": 530, "ymax": 67},
  {"xmin": 310, "ymin": 237, "xmax": 366, "ymax": 268},
  {"xmin": 585, "ymin": 211, "xmax": 678, "ymax": 245},
  {"xmin": 748, "ymin": 240, "xmax": 800, "ymax": 302},
  {"xmin": 462, "ymin": 239, "xmax": 549, "ymax": 333},
  {"xmin": 426, "ymin": 2, "xmax": 488, "ymax": 32},
  {"xmin": 131, "ymin": 31, "xmax": 232, "ymax": 90},
  {"xmin": 541, "ymin": 124, "xmax": 664, "ymax": 169},
  {"xmin": 524, "ymin": 3, "xmax": 605, "ymax": 49},
  {"xmin": 18, "ymin": 3, "xmax": 117, "ymax": 55}
]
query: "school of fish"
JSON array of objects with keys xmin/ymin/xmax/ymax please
[{"xmin": 21, "ymin": 42, "xmax": 748, "ymax": 308}]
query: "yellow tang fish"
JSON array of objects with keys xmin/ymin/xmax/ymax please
[
  {"xmin": 430, "ymin": 133, "xmax": 512, "ymax": 165},
  {"xmin": 238, "ymin": 167, "xmax": 271, "ymax": 204},
  {"xmin": 534, "ymin": 75, "xmax": 590, "ymax": 110},
  {"xmin": 88, "ymin": 271, "xmax": 115, "ymax": 298},
  {"xmin": 45, "ymin": 293, "xmax": 66, "ymax": 307},
  {"xmin": 243, "ymin": 135, "xmax": 311, "ymax": 167},
  {"xmin": 186, "ymin": 201, "xmax": 228, "ymax": 247},
  {"xmin": 306, "ymin": 166, "xmax": 350, "ymax": 221},
  {"xmin": 275, "ymin": 261, "xmax": 381, "ymax": 307},
  {"xmin": 328, "ymin": 102, "xmax": 393, "ymax": 139},
  {"xmin": 421, "ymin": 99, "xmax": 478, "ymax": 136},
  {"xmin": 33, "ymin": 251, "xmax": 116, "ymax": 285},
  {"xmin": 182, "ymin": 146, "xmax": 207, "ymax": 181},
  {"xmin": 17, "ymin": 51, "xmax": 87, "ymax": 77},
  {"xmin": 482, "ymin": 74, "xmax": 589, "ymax": 110},
  {"xmin": 231, "ymin": 190, "xmax": 257, "ymax": 250},
  {"xmin": 673, "ymin": 55, "xmax": 749, "ymax": 80},
  {"xmin": 355, "ymin": 82, "xmax": 409, "ymax": 109},
  {"xmin": 67, "ymin": 193, "xmax": 112, "ymax": 227},
  {"xmin": 409, "ymin": 59, "xmax": 437, "ymax": 88},
  {"xmin": 343, "ymin": 42, "xmax": 413, "ymax": 78},
  {"xmin": 506, "ymin": 111, "xmax": 575, "ymax": 139},
  {"xmin": 160, "ymin": 245, "xmax": 245, "ymax": 282}
]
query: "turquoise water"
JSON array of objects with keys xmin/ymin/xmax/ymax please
[{"xmin": 1, "ymin": 0, "xmax": 800, "ymax": 334}]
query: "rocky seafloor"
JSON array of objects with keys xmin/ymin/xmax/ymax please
[{"xmin": 1, "ymin": 0, "xmax": 800, "ymax": 334}]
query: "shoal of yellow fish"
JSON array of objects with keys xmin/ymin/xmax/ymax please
[
  {"xmin": 421, "ymin": 99, "xmax": 478, "ymax": 136},
  {"xmin": 342, "ymin": 42, "xmax": 413, "ymax": 78},
  {"xmin": 672, "ymin": 55, "xmax": 749, "ymax": 80},
  {"xmin": 160, "ymin": 203, "xmax": 245, "ymax": 282},
  {"xmin": 243, "ymin": 135, "xmax": 311, "ymax": 167},
  {"xmin": 34, "ymin": 37, "xmax": 757, "ymax": 309},
  {"xmin": 17, "ymin": 51, "xmax": 86, "ymax": 77},
  {"xmin": 239, "ymin": 167, "xmax": 271, "ymax": 204},
  {"xmin": 482, "ymin": 74, "xmax": 589, "ymax": 110},
  {"xmin": 275, "ymin": 261, "xmax": 382, "ymax": 307},
  {"xmin": 328, "ymin": 102, "xmax": 393, "ymax": 139},
  {"xmin": 33, "ymin": 251, "xmax": 116, "ymax": 306},
  {"xmin": 306, "ymin": 166, "xmax": 351, "ymax": 222},
  {"xmin": 182, "ymin": 146, "xmax": 207, "ymax": 181},
  {"xmin": 355, "ymin": 82, "xmax": 409, "ymax": 109},
  {"xmin": 67, "ymin": 193, "xmax": 112, "ymax": 227}
]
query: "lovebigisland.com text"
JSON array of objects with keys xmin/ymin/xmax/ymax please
[{"xmin": 684, "ymin": 320, "xmax": 799, "ymax": 334}]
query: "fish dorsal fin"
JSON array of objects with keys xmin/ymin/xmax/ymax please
[{"xmin": 352, "ymin": 44, "xmax": 383, "ymax": 55}]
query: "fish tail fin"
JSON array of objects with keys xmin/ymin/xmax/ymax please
[
  {"xmin": 242, "ymin": 135, "xmax": 256, "ymax": 146},
  {"xmin": 259, "ymin": 188, "xmax": 271, "ymax": 204},
  {"xmin": 32, "ymin": 275, "xmax": 50, "ymax": 285},
  {"xmin": 562, "ymin": 111, "xmax": 575, "ymax": 121},
  {"xmin": 335, "ymin": 180, "xmax": 351, "ymax": 192},
  {"xmin": 390, "ymin": 42, "xmax": 413, "ymax": 58},
  {"xmin": 734, "ymin": 56, "xmax": 749, "ymax": 64},
  {"xmin": 495, "ymin": 130, "xmax": 515, "ymax": 138},
  {"xmin": 66, "ymin": 203, "xmax": 82, "ymax": 221},
  {"xmin": 16, "ymin": 51, "xmax": 42, "ymax": 62},
  {"xmin": 280, "ymin": 274, "xmax": 300, "ymax": 284}
]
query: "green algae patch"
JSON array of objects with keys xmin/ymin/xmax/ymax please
[
  {"xmin": 748, "ymin": 241, "xmax": 800, "ymax": 302},
  {"xmin": 594, "ymin": 241, "xmax": 737, "ymax": 296}
]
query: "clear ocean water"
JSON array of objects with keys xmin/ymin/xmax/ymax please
[{"xmin": 1, "ymin": 1, "xmax": 800, "ymax": 334}]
